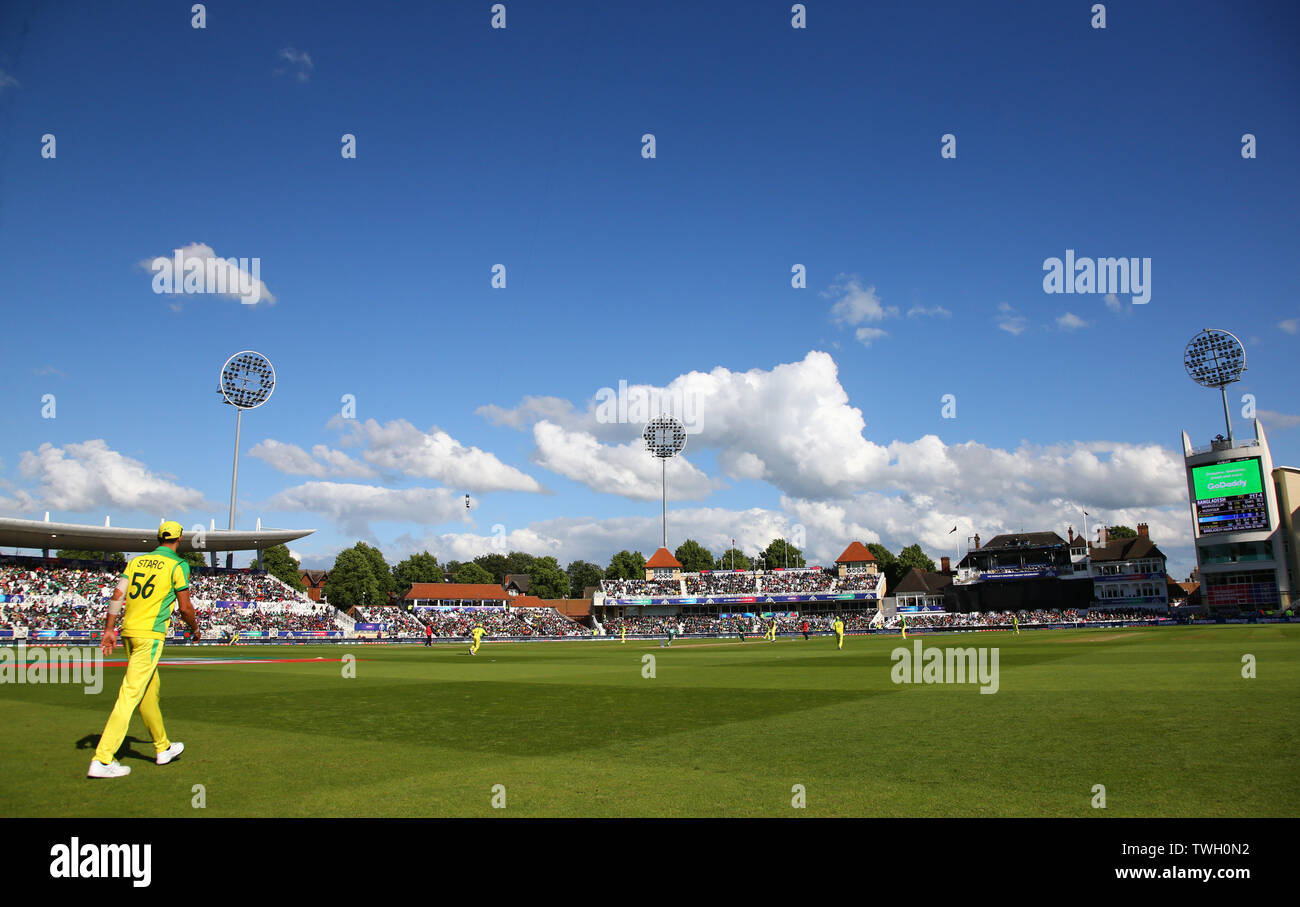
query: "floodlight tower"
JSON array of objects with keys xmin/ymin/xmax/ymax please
[
  {"xmin": 1183, "ymin": 329, "xmax": 1246, "ymax": 445},
  {"xmin": 218, "ymin": 351, "xmax": 276, "ymax": 568},
  {"xmin": 643, "ymin": 415, "xmax": 687, "ymax": 550}
]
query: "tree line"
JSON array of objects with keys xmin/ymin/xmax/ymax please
[{"xmin": 317, "ymin": 537, "xmax": 947, "ymax": 609}]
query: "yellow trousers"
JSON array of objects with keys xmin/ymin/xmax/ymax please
[{"xmin": 94, "ymin": 636, "xmax": 170, "ymax": 764}]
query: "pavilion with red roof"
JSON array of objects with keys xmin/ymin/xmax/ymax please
[
  {"xmin": 644, "ymin": 547, "xmax": 683, "ymax": 581},
  {"xmin": 834, "ymin": 541, "xmax": 879, "ymax": 579}
]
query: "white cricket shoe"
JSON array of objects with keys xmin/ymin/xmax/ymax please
[
  {"xmin": 87, "ymin": 759, "xmax": 131, "ymax": 779},
  {"xmin": 156, "ymin": 742, "xmax": 185, "ymax": 765}
]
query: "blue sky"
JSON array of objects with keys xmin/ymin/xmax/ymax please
[{"xmin": 1, "ymin": 0, "xmax": 1296, "ymax": 580}]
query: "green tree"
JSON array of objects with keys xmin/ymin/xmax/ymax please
[
  {"xmin": 1107, "ymin": 525, "xmax": 1138, "ymax": 539},
  {"xmin": 504, "ymin": 551, "xmax": 537, "ymax": 577},
  {"xmin": 181, "ymin": 551, "xmax": 207, "ymax": 569},
  {"xmin": 760, "ymin": 537, "xmax": 804, "ymax": 570},
  {"xmin": 261, "ymin": 544, "xmax": 307, "ymax": 591},
  {"xmin": 57, "ymin": 549, "xmax": 126, "ymax": 565},
  {"xmin": 896, "ymin": 543, "xmax": 937, "ymax": 577},
  {"xmin": 324, "ymin": 548, "xmax": 383, "ymax": 608},
  {"xmin": 454, "ymin": 562, "xmax": 495, "ymax": 585},
  {"xmin": 717, "ymin": 548, "xmax": 752, "ymax": 570},
  {"xmin": 566, "ymin": 560, "xmax": 604, "ymax": 598},
  {"xmin": 392, "ymin": 551, "xmax": 441, "ymax": 599},
  {"xmin": 605, "ymin": 550, "xmax": 646, "ymax": 580},
  {"xmin": 865, "ymin": 543, "xmax": 902, "ymax": 588},
  {"xmin": 472, "ymin": 552, "xmax": 510, "ymax": 584},
  {"xmin": 674, "ymin": 539, "xmax": 715, "ymax": 573},
  {"xmin": 353, "ymin": 542, "xmax": 395, "ymax": 602},
  {"xmin": 529, "ymin": 563, "xmax": 570, "ymax": 600}
]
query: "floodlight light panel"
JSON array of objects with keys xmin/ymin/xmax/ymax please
[
  {"xmin": 643, "ymin": 415, "xmax": 687, "ymax": 458},
  {"xmin": 1183, "ymin": 329, "xmax": 1246, "ymax": 389},
  {"xmin": 219, "ymin": 350, "xmax": 276, "ymax": 409}
]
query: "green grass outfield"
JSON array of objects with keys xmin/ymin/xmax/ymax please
[{"xmin": 1, "ymin": 624, "xmax": 1296, "ymax": 817}]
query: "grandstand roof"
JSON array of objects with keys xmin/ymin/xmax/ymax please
[
  {"xmin": 835, "ymin": 541, "xmax": 877, "ymax": 564},
  {"xmin": 977, "ymin": 532, "xmax": 1067, "ymax": 551},
  {"xmin": 512, "ymin": 596, "xmax": 590, "ymax": 619},
  {"xmin": 547, "ymin": 599, "xmax": 592, "ymax": 618},
  {"xmin": 405, "ymin": 583, "xmax": 511, "ymax": 602},
  {"xmin": 0, "ymin": 516, "xmax": 313, "ymax": 553},
  {"xmin": 1089, "ymin": 535, "xmax": 1165, "ymax": 562},
  {"xmin": 503, "ymin": 573, "xmax": 531, "ymax": 592},
  {"xmin": 894, "ymin": 567, "xmax": 954, "ymax": 596},
  {"xmin": 646, "ymin": 547, "xmax": 682, "ymax": 569}
]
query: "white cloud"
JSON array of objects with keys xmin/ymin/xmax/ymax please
[
  {"xmin": 1279, "ymin": 318, "xmax": 1299, "ymax": 335},
  {"xmin": 273, "ymin": 350, "xmax": 1202, "ymax": 578},
  {"xmin": 907, "ymin": 305, "xmax": 951, "ymax": 318},
  {"xmin": 1257, "ymin": 410, "xmax": 1300, "ymax": 429},
  {"xmin": 263, "ymin": 482, "xmax": 469, "ymax": 538},
  {"xmin": 997, "ymin": 302, "xmax": 1028, "ymax": 335},
  {"xmin": 277, "ymin": 48, "xmax": 314, "ymax": 83},
  {"xmin": 139, "ymin": 242, "xmax": 275, "ymax": 306},
  {"xmin": 484, "ymin": 351, "xmax": 1190, "ymax": 510},
  {"xmin": 12, "ymin": 440, "xmax": 212, "ymax": 515},
  {"xmin": 1056, "ymin": 312, "xmax": 1088, "ymax": 331},
  {"xmin": 854, "ymin": 326, "xmax": 889, "ymax": 346},
  {"xmin": 531, "ymin": 421, "xmax": 718, "ymax": 500},
  {"xmin": 330, "ymin": 417, "xmax": 544, "ymax": 493},
  {"xmin": 0, "ymin": 70, "xmax": 18, "ymax": 94},
  {"xmin": 1105, "ymin": 292, "xmax": 1122, "ymax": 313},
  {"xmin": 825, "ymin": 276, "xmax": 898, "ymax": 328},
  {"xmin": 478, "ymin": 395, "xmax": 577, "ymax": 430},
  {"xmin": 248, "ymin": 439, "xmax": 378, "ymax": 479}
]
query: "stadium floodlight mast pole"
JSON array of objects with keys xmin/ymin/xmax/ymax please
[
  {"xmin": 217, "ymin": 351, "xmax": 277, "ymax": 569},
  {"xmin": 1183, "ymin": 329, "xmax": 1247, "ymax": 446},
  {"xmin": 643, "ymin": 415, "xmax": 687, "ymax": 551}
]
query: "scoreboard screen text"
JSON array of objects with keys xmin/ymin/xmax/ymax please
[{"xmin": 1192, "ymin": 458, "xmax": 1269, "ymax": 534}]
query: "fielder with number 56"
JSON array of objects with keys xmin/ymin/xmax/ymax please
[{"xmin": 88, "ymin": 521, "xmax": 202, "ymax": 779}]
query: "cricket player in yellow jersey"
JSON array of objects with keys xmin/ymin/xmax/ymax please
[
  {"xmin": 832, "ymin": 617, "xmax": 845, "ymax": 650},
  {"xmin": 88, "ymin": 521, "xmax": 201, "ymax": 779},
  {"xmin": 469, "ymin": 624, "xmax": 486, "ymax": 655}
]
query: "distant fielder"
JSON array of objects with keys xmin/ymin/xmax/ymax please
[
  {"xmin": 89, "ymin": 521, "xmax": 200, "ymax": 779},
  {"xmin": 469, "ymin": 623, "xmax": 486, "ymax": 655},
  {"xmin": 832, "ymin": 616, "xmax": 845, "ymax": 650}
]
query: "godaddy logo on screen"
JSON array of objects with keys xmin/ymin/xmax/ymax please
[
  {"xmin": 890, "ymin": 640, "xmax": 999, "ymax": 694},
  {"xmin": 0, "ymin": 644, "xmax": 102, "ymax": 694}
]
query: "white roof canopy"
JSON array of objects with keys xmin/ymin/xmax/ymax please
[{"xmin": 0, "ymin": 517, "xmax": 314, "ymax": 553}]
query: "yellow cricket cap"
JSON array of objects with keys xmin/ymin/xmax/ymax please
[{"xmin": 158, "ymin": 520, "xmax": 184, "ymax": 541}]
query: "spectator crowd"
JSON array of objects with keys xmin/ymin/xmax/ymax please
[{"xmin": 606, "ymin": 569, "xmax": 882, "ymax": 599}]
